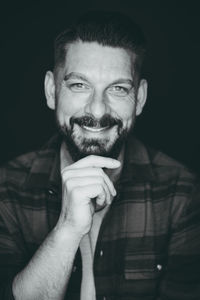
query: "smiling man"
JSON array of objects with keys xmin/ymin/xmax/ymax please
[
  {"xmin": 46, "ymin": 32, "xmax": 146, "ymax": 162},
  {"xmin": 0, "ymin": 11, "xmax": 200, "ymax": 300}
]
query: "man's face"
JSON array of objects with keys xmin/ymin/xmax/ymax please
[{"xmin": 45, "ymin": 41, "xmax": 147, "ymax": 160}]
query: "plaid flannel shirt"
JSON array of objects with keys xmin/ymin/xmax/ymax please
[{"xmin": 0, "ymin": 134, "xmax": 200, "ymax": 300}]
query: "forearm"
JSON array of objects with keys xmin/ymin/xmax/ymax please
[
  {"xmin": 12, "ymin": 155, "xmax": 118, "ymax": 299},
  {"xmin": 12, "ymin": 225, "xmax": 82, "ymax": 300}
]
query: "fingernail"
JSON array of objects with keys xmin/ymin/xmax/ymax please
[
  {"xmin": 112, "ymin": 189, "xmax": 117, "ymax": 196},
  {"xmin": 113, "ymin": 160, "xmax": 121, "ymax": 166}
]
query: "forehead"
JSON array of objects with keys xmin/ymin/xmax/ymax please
[{"xmin": 60, "ymin": 41, "xmax": 136, "ymax": 81}]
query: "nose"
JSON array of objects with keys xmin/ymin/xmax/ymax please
[{"xmin": 84, "ymin": 91, "xmax": 109, "ymax": 118}]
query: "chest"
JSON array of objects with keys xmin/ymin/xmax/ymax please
[
  {"xmin": 19, "ymin": 183, "xmax": 172, "ymax": 299},
  {"xmin": 65, "ymin": 198, "xmax": 169, "ymax": 300}
]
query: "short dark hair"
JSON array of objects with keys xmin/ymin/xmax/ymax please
[{"xmin": 54, "ymin": 11, "xmax": 146, "ymax": 82}]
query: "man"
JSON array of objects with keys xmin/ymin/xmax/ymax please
[{"xmin": 0, "ymin": 10, "xmax": 200, "ymax": 300}]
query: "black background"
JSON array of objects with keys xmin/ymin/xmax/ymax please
[{"xmin": 0, "ymin": 0, "xmax": 200, "ymax": 173}]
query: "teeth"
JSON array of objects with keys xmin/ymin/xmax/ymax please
[{"xmin": 82, "ymin": 126, "xmax": 108, "ymax": 132}]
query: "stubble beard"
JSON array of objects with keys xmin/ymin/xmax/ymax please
[{"xmin": 56, "ymin": 113, "xmax": 135, "ymax": 162}]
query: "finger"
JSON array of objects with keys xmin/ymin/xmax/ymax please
[
  {"xmin": 62, "ymin": 155, "xmax": 120, "ymax": 171},
  {"xmin": 96, "ymin": 194, "xmax": 106, "ymax": 206},
  {"xmin": 62, "ymin": 168, "xmax": 116, "ymax": 196},
  {"xmin": 72, "ymin": 184, "xmax": 106, "ymax": 205},
  {"xmin": 65, "ymin": 176, "xmax": 111, "ymax": 204}
]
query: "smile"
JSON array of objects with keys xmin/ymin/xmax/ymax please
[{"xmin": 82, "ymin": 126, "xmax": 109, "ymax": 132}]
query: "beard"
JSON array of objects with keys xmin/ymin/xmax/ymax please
[{"xmin": 56, "ymin": 113, "xmax": 134, "ymax": 162}]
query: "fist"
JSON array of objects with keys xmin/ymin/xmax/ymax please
[{"xmin": 58, "ymin": 155, "xmax": 120, "ymax": 236}]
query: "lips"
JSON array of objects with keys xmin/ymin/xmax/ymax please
[
  {"xmin": 70, "ymin": 114, "xmax": 122, "ymax": 133},
  {"xmin": 82, "ymin": 125, "xmax": 110, "ymax": 132}
]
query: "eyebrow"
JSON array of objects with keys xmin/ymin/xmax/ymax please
[
  {"xmin": 64, "ymin": 72, "xmax": 134, "ymax": 86},
  {"xmin": 109, "ymin": 78, "xmax": 134, "ymax": 86},
  {"xmin": 64, "ymin": 72, "xmax": 89, "ymax": 82}
]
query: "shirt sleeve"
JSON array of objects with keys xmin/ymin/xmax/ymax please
[
  {"xmin": 159, "ymin": 181, "xmax": 200, "ymax": 299},
  {"xmin": 0, "ymin": 199, "xmax": 27, "ymax": 299}
]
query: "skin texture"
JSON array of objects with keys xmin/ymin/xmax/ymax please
[
  {"xmin": 12, "ymin": 41, "xmax": 147, "ymax": 299},
  {"xmin": 46, "ymin": 41, "xmax": 147, "ymax": 159}
]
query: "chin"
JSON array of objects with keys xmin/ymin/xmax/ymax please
[
  {"xmin": 74, "ymin": 137, "xmax": 117, "ymax": 158},
  {"xmin": 65, "ymin": 131, "xmax": 127, "ymax": 161},
  {"xmin": 58, "ymin": 122, "xmax": 131, "ymax": 161}
]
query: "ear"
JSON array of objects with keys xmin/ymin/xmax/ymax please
[
  {"xmin": 136, "ymin": 79, "xmax": 148, "ymax": 116},
  {"xmin": 44, "ymin": 71, "xmax": 56, "ymax": 110}
]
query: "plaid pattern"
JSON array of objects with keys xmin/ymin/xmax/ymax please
[{"xmin": 0, "ymin": 134, "xmax": 200, "ymax": 299}]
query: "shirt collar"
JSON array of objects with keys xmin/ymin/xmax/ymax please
[{"xmin": 119, "ymin": 135, "xmax": 156, "ymax": 183}]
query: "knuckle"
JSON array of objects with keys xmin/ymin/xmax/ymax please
[
  {"xmin": 65, "ymin": 178, "xmax": 74, "ymax": 189},
  {"xmin": 70, "ymin": 187, "xmax": 79, "ymax": 198},
  {"xmin": 61, "ymin": 168, "xmax": 71, "ymax": 179}
]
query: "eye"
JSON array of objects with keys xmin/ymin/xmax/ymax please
[
  {"xmin": 69, "ymin": 82, "xmax": 90, "ymax": 91},
  {"xmin": 108, "ymin": 85, "xmax": 129, "ymax": 96}
]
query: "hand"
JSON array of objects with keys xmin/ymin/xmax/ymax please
[{"xmin": 58, "ymin": 155, "xmax": 120, "ymax": 236}]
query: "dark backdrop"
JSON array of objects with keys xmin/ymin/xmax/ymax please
[{"xmin": 0, "ymin": 0, "xmax": 200, "ymax": 173}]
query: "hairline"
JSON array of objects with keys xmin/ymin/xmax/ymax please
[{"xmin": 53, "ymin": 38, "xmax": 141, "ymax": 88}]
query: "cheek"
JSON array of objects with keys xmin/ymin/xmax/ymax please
[
  {"xmin": 56, "ymin": 91, "xmax": 84, "ymax": 126},
  {"xmin": 113, "ymin": 101, "xmax": 136, "ymax": 127},
  {"xmin": 56, "ymin": 101, "xmax": 71, "ymax": 127}
]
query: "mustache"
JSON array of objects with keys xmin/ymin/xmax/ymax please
[{"xmin": 70, "ymin": 114, "xmax": 123, "ymax": 129}]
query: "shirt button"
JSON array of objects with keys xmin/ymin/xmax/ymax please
[
  {"xmin": 72, "ymin": 265, "xmax": 77, "ymax": 272},
  {"xmin": 100, "ymin": 250, "xmax": 103, "ymax": 257},
  {"xmin": 48, "ymin": 189, "xmax": 54, "ymax": 195},
  {"xmin": 157, "ymin": 264, "xmax": 162, "ymax": 271}
]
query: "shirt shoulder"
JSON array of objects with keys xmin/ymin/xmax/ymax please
[
  {"xmin": 0, "ymin": 134, "xmax": 61, "ymax": 193},
  {"xmin": 0, "ymin": 151, "xmax": 38, "ymax": 188},
  {"xmin": 127, "ymin": 137, "xmax": 197, "ymax": 183},
  {"xmin": 147, "ymin": 145, "xmax": 197, "ymax": 182}
]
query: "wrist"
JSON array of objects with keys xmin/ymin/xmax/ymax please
[{"xmin": 53, "ymin": 221, "xmax": 84, "ymax": 245}]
